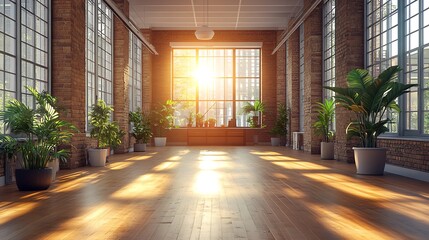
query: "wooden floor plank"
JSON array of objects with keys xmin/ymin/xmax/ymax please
[{"xmin": 0, "ymin": 146, "xmax": 428, "ymax": 240}]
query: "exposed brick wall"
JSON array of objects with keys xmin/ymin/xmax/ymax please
[
  {"xmin": 303, "ymin": 0, "xmax": 323, "ymax": 154},
  {"xmin": 150, "ymin": 30, "xmax": 278, "ymax": 143},
  {"xmin": 276, "ymin": 31, "xmax": 286, "ymax": 142},
  {"xmin": 141, "ymin": 29, "xmax": 153, "ymax": 113},
  {"xmin": 378, "ymin": 139, "xmax": 429, "ymax": 172},
  {"xmin": 286, "ymin": 22, "xmax": 300, "ymax": 147},
  {"xmin": 334, "ymin": 0, "xmax": 365, "ymax": 162},
  {"xmin": 51, "ymin": 0, "xmax": 87, "ymax": 168},
  {"xmin": 113, "ymin": 0, "xmax": 130, "ymax": 153}
]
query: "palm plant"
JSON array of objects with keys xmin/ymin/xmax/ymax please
[
  {"xmin": 325, "ymin": 66, "xmax": 416, "ymax": 148},
  {"xmin": 129, "ymin": 108, "xmax": 152, "ymax": 144},
  {"xmin": 242, "ymin": 100, "xmax": 265, "ymax": 128},
  {"xmin": 313, "ymin": 99, "xmax": 335, "ymax": 142},
  {"xmin": 0, "ymin": 87, "xmax": 77, "ymax": 169},
  {"xmin": 89, "ymin": 99, "xmax": 123, "ymax": 149}
]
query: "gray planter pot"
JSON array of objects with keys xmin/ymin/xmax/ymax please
[
  {"xmin": 88, "ymin": 148, "xmax": 108, "ymax": 167},
  {"xmin": 321, "ymin": 142, "xmax": 335, "ymax": 160},
  {"xmin": 134, "ymin": 143, "xmax": 147, "ymax": 152},
  {"xmin": 353, "ymin": 147, "xmax": 387, "ymax": 175},
  {"xmin": 154, "ymin": 137, "xmax": 167, "ymax": 147},
  {"xmin": 271, "ymin": 137, "xmax": 280, "ymax": 146}
]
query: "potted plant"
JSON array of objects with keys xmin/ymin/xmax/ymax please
[
  {"xmin": 195, "ymin": 113, "xmax": 204, "ymax": 127},
  {"xmin": 0, "ymin": 87, "xmax": 76, "ymax": 191},
  {"xmin": 242, "ymin": 100, "xmax": 265, "ymax": 128},
  {"xmin": 326, "ymin": 66, "xmax": 416, "ymax": 175},
  {"xmin": 208, "ymin": 118, "xmax": 216, "ymax": 128},
  {"xmin": 186, "ymin": 112, "xmax": 194, "ymax": 127},
  {"xmin": 313, "ymin": 99, "xmax": 335, "ymax": 160},
  {"xmin": 151, "ymin": 100, "xmax": 176, "ymax": 147},
  {"xmin": 269, "ymin": 104, "xmax": 288, "ymax": 146},
  {"xmin": 129, "ymin": 108, "xmax": 152, "ymax": 152},
  {"xmin": 88, "ymin": 99, "xmax": 123, "ymax": 166}
]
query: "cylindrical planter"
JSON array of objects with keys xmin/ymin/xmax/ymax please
[
  {"xmin": 353, "ymin": 147, "xmax": 387, "ymax": 175},
  {"xmin": 88, "ymin": 148, "xmax": 108, "ymax": 167},
  {"xmin": 271, "ymin": 137, "xmax": 281, "ymax": 146},
  {"xmin": 154, "ymin": 137, "xmax": 167, "ymax": 147},
  {"xmin": 321, "ymin": 142, "xmax": 335, "ymax": 160},
  {"xmin": 134, "ymin": 143, "xmax": 147, "ymax": 152},
  {"xmin": 15, "ymin": 168, "xmax": 53, "ymax": 191},
  {"xmin": 46, "ymin": 158, "xmax": 60, "ymax": 180}
]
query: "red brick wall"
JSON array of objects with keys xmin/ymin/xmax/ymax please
[
  {"xmin": 303, "ymin": 0, "xmax": 323, "ymax": 154},
  {"xmin": 113, "ymin": 0, "xmax": 130, "ymax": 153},
  {"xmin": 51, "ymin": 0, "xmax": 87, "ymax": 168},
  {"xmin": 150, "ymin": 30, "xmax": 278, "ymax": 142},
  {"xmin": 286, "ymin": 22, "xmax": 300, "ymax": 147},
  {"xmin": 335, "ymin": 0, "xmax": 365, "ymax": 162},
  {"xmin": 378, "ymin": 139, "xmax": 429, "ymax": 172}
]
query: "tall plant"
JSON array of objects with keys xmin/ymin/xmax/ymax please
[
  {"xmin": 129, "ymin": 108, "xmax": 152, "ymax": 144},
  {"xmin": 0, "ymin": 87, "xmax": 77, "ymax": 169},
  {"xmin": 325, "ymin": 66, "xmax": 416, "ymax": 147},
  {"xmin": 89, "ymin": 99, "xmax": 123, "ymax": 148},
  {"xmin": 313, "ymin": 99, "xmax": 335, "ymax": 142},
  {"xmin": 151, "ymin": 100, "xmax": 176, "ymax": 137},
  {"xmin": 270, "ymin": 104, "xmax": 288, "ymax": 137}
]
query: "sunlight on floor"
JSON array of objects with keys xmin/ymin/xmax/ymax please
[
  {"xmin": 111, "ymin": 173, "xmax": 170, "ymax": 200},
  {"xmin": 0, "ymin": 202, "xmax": 39, "ymax": 225},
  {"xmin": 250, "ymin": 150, "xmax": 282, "ymax": 156}
]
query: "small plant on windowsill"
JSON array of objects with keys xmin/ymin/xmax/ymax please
[{"xmin": 242, "ymin": 100, "xmax": 265, "ymax": 128}]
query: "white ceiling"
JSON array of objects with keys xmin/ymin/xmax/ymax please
[{"xmin": 128, "ymin": 0, "xmax": 303, "ymax": 30}]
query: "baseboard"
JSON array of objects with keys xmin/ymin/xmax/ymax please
[{"xmin": 385, "ymin": 164, "xmax": 429, "ymax": 182}]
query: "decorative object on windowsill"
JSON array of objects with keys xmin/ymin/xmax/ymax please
[
  {"xmin": 0, "ymin": 86, "xmax": 77, "ymax": 191},
  {"xmin": 195, "ymin": 113, "xmax": 204, "ymax": 128},
  {"xmin": 242, "ymin": 100, "xmax": 265, "ymax": 128},
  {"xmin": 228, "ymin": 119, "xmax": 236, "ymax": 128},
  {"xmin": 313, "ymin": 99, "xmax": 335, "ymax": 160},
  {"xmin": 129, "ymin": 108, "xmax": 152, "ymax": 152},
  {"xmin": 208, "ymin": 118, "xmax": 216, "ymax": 128},
  {"xmin": 195, "ymin": 0, "xmax": 214, "ymax": 40},
  {"xmin": 186, "ymin": 112, "xmax": 195, "ymax": 128},
  {"xmin": 151, "ymin": 100, "xmax": 176, "ymax": 147},
  {"xmin": 88, "ymin": 99, "xmax": 124, "ymax": 167},
  {"xmin": 326, "ymin": 66, "xmax": 416, "ymax": 175},
  {"xmin": 269, "ymin": 104, "xmax": 288, "ymax": 146}
]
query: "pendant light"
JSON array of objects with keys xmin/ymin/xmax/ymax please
[{"xmin": 195, "ymin": 0, "xmax": 214, "ymax": 40}]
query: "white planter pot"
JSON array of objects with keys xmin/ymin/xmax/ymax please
[
  {"xmin": 88, "ymin": 148, "xmax": 108, "ymax": 167},
  {"xmin": 134, "ymin": 143, "xmax": 147, "ymax": 152},
  {"xmin": 154, "ymin": 137, "xmax": 167, "ymax": 147},
  {"xmin": 271, "ymin": 137, "xmax": 281, "ymax": 146},
  {"xmin": 353, "ymin": 147, "xmax": 386, "ymax": 175},
  {"xmin": 321, "ymin": 142, "xmax": 335, "ymax": 160},
  {"xmin": 46, "ymin": 158, "xmax": 60, "ymax": 180}
]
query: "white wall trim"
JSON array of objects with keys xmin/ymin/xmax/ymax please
[
  {"xmin": 385, "ymin": 164, "xmax": 429, "ymax": 182},
  {"xmin": 170, "ymin": 42, "xmax": 263, "ymax": 48}
]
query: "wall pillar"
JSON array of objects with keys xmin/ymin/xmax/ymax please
[
  {"xmin": 335, "ymin": 0, "xmax": 364, "ymax": 162},
  {"xmin": 51, "ymin": 0, "xmax": 87, "ymax": 168},
  {"xmin": 303, "ymin": 0, "xmax": 323, "ymax": 154},
  {"xmin": 113, "ymin": 0, "xmax": 130, "ymax": 153}
]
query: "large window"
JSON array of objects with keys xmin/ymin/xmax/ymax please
[
  {"xmin": 366, "ymin": 0, "xmax": 429, "ymax": 136},
  {"xmin": 323, "ymin": 0, "xmax": 336, "ymax": 130},
  {"xmin": 0, "ymin": 0, "xmax": 50, "ymax": 132},
  {"xmin": 128, "ymin": 32, "xmax": 142, "ymax": 112},
  {"xmin": 172, "ymin": 48, "xmax": 260, "ymax": 127},
  {"xmin": 299, "ymin": 25, "xmax": 305, "ymax": 132},
  {"xmin": 86, "ymin": 0, "xmax": 113, "ymax": 129}
]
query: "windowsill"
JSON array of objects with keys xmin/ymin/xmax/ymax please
[{"xmin": 378, "ymin": 135, "xmax": 429, "ymax": 142}]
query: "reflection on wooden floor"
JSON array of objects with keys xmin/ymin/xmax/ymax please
[{"xmin": 0, "ymin": 146, "xmax": 428, "ymax": 239}]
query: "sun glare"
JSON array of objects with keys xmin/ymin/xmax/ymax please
[{"xmin": 193, "ymin": 64, "xmax": 215, "ymax": 85}]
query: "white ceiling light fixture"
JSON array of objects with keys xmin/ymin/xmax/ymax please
[{"xmin": 195, "ymin": 0, "xmax": 214, "ymax": 40}]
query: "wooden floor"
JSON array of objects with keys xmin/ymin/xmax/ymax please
[{"xmin": 0, "ymin": 146, "xmax": 429, "ymax": 240}]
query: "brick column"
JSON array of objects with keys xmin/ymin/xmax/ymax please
[
  {"xmin": 286, "ymin": 24, "xmax": 300, "ymax": 147},
  {"xmin": 335, "ymin": 0, "xmax": 364, "ymax": 162},
  {"xmin": 51, "ymin": 0, "xmax": 87, "ymax": 168},
  {"xmin": 303, "ymin": 0, "xmax": 323, "ymax": 154},
  {"xmin": 113, "ymin": 0, "xmax": 130, "ymax": 153},
  {"xmin": 276, "ymin": 31, "xmax": 286, "ymax": 118},
  {"xmin": 141, "ymin": 29, "xmax": 153, "ymax": 112}
]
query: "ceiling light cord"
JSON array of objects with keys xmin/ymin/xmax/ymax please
[{"xmin": 195, "ymin": 0, "xmax": 214, "ymax": 40}]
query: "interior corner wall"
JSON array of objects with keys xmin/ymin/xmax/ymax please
[
  {"xmin": 286, "ymin": 27, "xmax": 300, "ymax": 147},
  {"xmin": 51, "ymin": 0, "xmax": 87, "ymax": 168},
  {"xmin": 113, "ymin": 0, "xmax": 131, "ymax": 153},
  {"xmin": 150, "ymin": 30, "xmax": 278, "ymax": 142},
  {"xmin": 303, "ymin": 0, "xmax": 323, "ymax": 154},
  {"xmin": 335, "ymin": 0, "xmax": 365, "ymax": 162}
]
